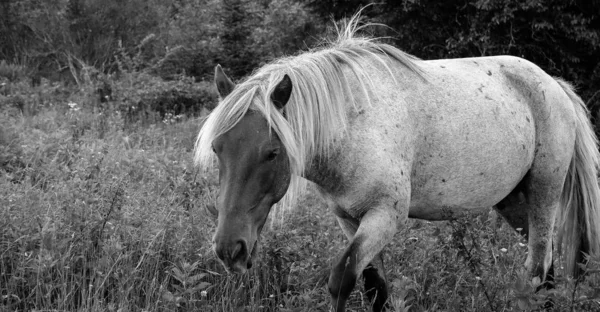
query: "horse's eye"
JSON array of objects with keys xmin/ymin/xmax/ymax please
[
  {"xmin": 266, "ymin": 149, "xmax": 279, "ymax": 161},
  {"xmin": 211, "ymin": 145, "xmax": 216, "ymax": 153}
]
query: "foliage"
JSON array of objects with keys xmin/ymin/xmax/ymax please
[
  {"xmin": 0, "ymin": 0, "xmax": 319, "ymax": 83},
  {"xmin": 302, "ymin": 0, "xmax": 372, "ymax": 20},
  {"xmin": 215, "ymin": 0, "xmax": 320, "ymax": 79},
  {"xmin": 114, "ymin": 71, "xmax": 217, "ymax": 128},
  {"xmin": 0, "ymin": 61, "xmax": 27, "ymax": 83},
  {"xmin": 305, "ymin": 0, "xmax": 600, "ymax": 112},
  {"xmin": 1, "ymin": 80, "xmax": 600, "ymax": 311},
  {"xmin": 64, "ymin": 0, "xmax": 163, "ymax": 68},
  {"xmin": 250, "ymin": 0, "xmax": 322, "ymax": 62},
  {"xmin": 151, "ymin": 0, "xmax": 223, "ymax": 80},
  {"xmin": 0, "ymin": 0, "xmax": 166, "ymax": 84},
  {"xmin": 218, "ymin": 0, "xmax": 258, "ymax": 78},
  {"xmin": 1, "ymin": 0, "xmax": 598, "ymax": 109},
  {"xmin": 0, "ymin": 122, "xmax": 24, "ymax": 174}
]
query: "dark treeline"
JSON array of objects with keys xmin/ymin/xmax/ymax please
[
  {"xmin": 305, "ymin": 0, "xmax": 600, "ymax": 111},
  {"xmin": 1, "ymin": 0, "xmax": 599, "ymax": 111}
]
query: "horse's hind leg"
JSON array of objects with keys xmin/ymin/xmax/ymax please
[
  {"xmin": 495, "ymin": 186, "xmax": 556, "ymax": 289},
  {"xmin": 335, "ymin": 214, "xmax": 389, "ymax": 311},
  {"xmin": 499, "ymin": 120, "xmax": 573, "ymax": 287}
]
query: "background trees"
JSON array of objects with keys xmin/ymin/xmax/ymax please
[
  {"xmin": 1, "ymin": 0, "xmax": 599, "ymax": 109},
  {"xmin": 304, "ymin": 0, "xmax": 600, "ymax": 108}
]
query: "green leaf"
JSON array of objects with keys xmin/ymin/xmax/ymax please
[
  {"xmin": 161, "ymin": 290, "xmax": 178, "ymax": 303},
  {"xmin": 531, "ymin": 276, "xmax": 541, "ymax": 288},
  {"xmin": 514, "ymin": 277, "xmax": 526, "ymax": 293},
  {"xmin": 587, "ymin": 287, "xmax": 600, "ymax": 300},
  {"xmin": 184, "ymin": 282, "xmax": 211, "ymax": 294},
  {"xmin": 187, "ymin": 273, "xmax": 207, "ymax": 284},
  {"xmin": 170, "ymin": 267, "xmax": 185, "ymax": 281},
  {"xmin": 517, "ymin": 297, "xmax": 530, "ymax": 310}
]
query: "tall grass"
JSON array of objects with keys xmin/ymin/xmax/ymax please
[{"xmin": 1, "ymin": 77, "xmax": 599, "ymax": 311}]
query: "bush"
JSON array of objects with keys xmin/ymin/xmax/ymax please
[
  {"xmin": 152, "ymin": 46, "xmax": 197, "ymax": 80},
  {"xmin": 116, "ymin": 72, "xmax": 217, "ymax": 128},
  {"xmin": 0, "ymin": 61, "xmax": 27, "ymax": 82},
  {"xmin": 0, "ymin": 94, "xmax": 25, "ymax": 115}
]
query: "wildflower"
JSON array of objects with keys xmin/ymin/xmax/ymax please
[
  {"xmin": 67, "ymin": 101, "xmax": 80, "ymax": 111},
  {"xmin": 500, "ymin": 248, "xmax": 508, "ymax": 253},
  {"xmin": 518, "ymin": 243, "xmax": 526, "ymax": 247},
  {"xmin": 200, "ymin": 290, "xmax": 207, "ymax": 298}
]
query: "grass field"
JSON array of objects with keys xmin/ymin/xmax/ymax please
[{"xmin": 1, "ymin": 78, "xmax": 600, "ymax": 312}]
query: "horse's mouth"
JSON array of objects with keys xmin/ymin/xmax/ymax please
[{"xmin": 221, "ymin": 240, "xmax": 258, "ymax": 273}]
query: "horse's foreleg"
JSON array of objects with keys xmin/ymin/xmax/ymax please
[
  {"xmin": 329, "ymin": 206, "xmax": 399, "ymax": 312},
  {"xmin": 335, "ymin": 216, "xmax": 389, "ymax": 311}
]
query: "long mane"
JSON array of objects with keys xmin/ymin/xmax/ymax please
[{"xmin": 194, "ymin": 14, "xmax": 425, "ymax": 210}]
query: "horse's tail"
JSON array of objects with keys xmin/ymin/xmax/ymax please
[{"xmin": 555, "ymin": 77, "xmax": 600, "ymax": 277}]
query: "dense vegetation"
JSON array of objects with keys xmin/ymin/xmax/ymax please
[
  {"xmin": 1, "ymin": 0, "xmax": 600, "ymax": 311},
  {"xmin": 306, "ymin": 0, "xmax": 600, "ymax": 111}
]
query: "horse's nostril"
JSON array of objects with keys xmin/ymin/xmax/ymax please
[{"xmin": 231, "ymin": 240, "xmax": 247, "ymax": 261}]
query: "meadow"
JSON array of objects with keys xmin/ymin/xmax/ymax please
[{"xmin": 1, "ymin": 69, "xmax": 600, "ymax": 312}]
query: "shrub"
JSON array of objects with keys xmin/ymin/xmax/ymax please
[
  {"xmin": 0, "ymin": 94, "xmax": 25, "ymax": 115},
  {"xmin": 116, "ymin": 72, "xmax": 217, "ymax": 128},
  {"xmin": 0, "ymin": 60, "xmax": 27, "ymax": 82}
]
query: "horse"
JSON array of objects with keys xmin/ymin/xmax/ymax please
[{"xmin": 193, "ymin": 16, "xmax": 600, "ymax": 312}]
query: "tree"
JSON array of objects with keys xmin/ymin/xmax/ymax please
[
  {"xmin": 219, "ymin": 0, "xmax": 258, "ymax": 78},
  {"xmin": 298, "ymin": 0, "xmax": 600, "ymax": 112}
]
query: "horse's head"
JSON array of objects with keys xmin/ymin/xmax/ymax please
[{"xmin": 208, "ymin": 65, "xmax": 293, "ymax": 273}]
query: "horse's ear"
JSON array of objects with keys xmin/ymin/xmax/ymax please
[
  {"xmin": 214, "ymin": 64, "xmax": 235, "ymax": 98},
  {"xmin": 271, "ymin": 74, "xmax": 292, "ymax": 109}
]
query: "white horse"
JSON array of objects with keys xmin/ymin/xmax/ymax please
[{"xmin": 194, "ymin": 16, "xmax": 600, "ymax": 312}]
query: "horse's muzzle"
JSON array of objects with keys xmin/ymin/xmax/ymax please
[{"xmin": 214, "ymin": 238, "xmax": 253, "ymax": 273}]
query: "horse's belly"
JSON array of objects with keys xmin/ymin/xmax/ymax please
[
  {"xmin": 408, "ymin": 128, "xmax": 534, "ymax": 219},
  {"xmin": 407, "ymin": 71, "xmax": 536, "ymax": 219}
]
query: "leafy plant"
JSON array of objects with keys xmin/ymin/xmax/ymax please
[{"xmin": 0, "ymin": 60, "xmax": 27, "ymax": 82}]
